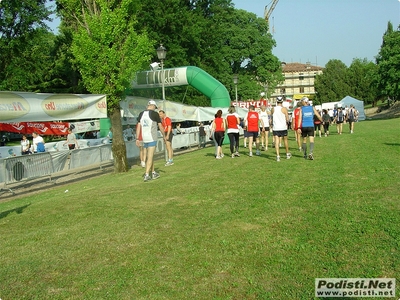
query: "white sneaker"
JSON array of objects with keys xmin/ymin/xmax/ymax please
[
  {"xmin": 140, "ymin": 161, "xmax": 145, "ymax": 168},
  {"xmin": 276, "ymin": 156, "xmax": 280, "ymax": 162},
  {"xmin": 286, "ymin": 153, "xmax": 292, "ymax": 159},
  {"xmin": 216, "ymin": 155, "xmax": 222, "ymax": 159},
  {"xmin": 165, "ymin": 161, "xmax": 174, "ymax": 166},
  {"xmin": 249, "ymin": 152, "xmax": 253, "ymax": 157}
]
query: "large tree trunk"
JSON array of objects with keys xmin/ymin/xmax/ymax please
[{"xmin": 110, "ymin": 108, "xmax": 129, "ymax": 173}]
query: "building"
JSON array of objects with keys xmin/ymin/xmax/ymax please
[{"xmin": 272, "ymin": 62, "xmax": 324, "ymax": 102}]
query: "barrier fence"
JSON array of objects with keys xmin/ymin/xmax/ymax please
[{"xmin": 0, "ymin": 129, "xmax": 215, "ymax": 195}]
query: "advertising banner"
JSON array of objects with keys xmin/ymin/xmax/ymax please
[
  {"xmin": 0, "ymin": 91, "xmax": 107, "ymax": 122},
  {"xmin": 0, "ymin": 122, "xmax": 70, "ymax": 135}
]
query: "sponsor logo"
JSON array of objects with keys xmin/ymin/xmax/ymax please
[
  {"xmin": 0, "ymin": 93, "xmax": 30, "ymax": 121},
  {"xmin": 42, "ymin": 95, "xmax": 88, "ymax": 118}
]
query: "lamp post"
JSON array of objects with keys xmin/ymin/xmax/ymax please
[
  {"xmin": 156, "ymin": 44, "xmax": 167, "ymax": 100},
  {"xmin": 232, "ymin": 74, "xmax": 238, "ymax": 106}
]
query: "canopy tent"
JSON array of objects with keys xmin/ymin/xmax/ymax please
[{"xmin": 339, "ymin": 96, "xmax": 365, "ymax": 121}]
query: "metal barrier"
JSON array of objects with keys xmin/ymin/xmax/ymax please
[{"xmin": 1, "ymin": 153, "xmax": 53, "ymax": 193}]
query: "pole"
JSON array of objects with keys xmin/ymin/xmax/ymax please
[
  {"xmin": 235, "ymin": 84, "xmax": 238, "ymax": 106},
  {"xmin": 161, "ymin": 59, "xmax": 165, "ymax": 100}
]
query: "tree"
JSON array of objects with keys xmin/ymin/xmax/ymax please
[
  {"xmin": 0, "ymin": 0, "xmax": 54, "ymax": 91},
  {"xmin": 314, "ymin": 59, "xmax": 350, "ymax": 103},
  {"xmin": 134, "ymin": 1, "xmax": 282, "ymax": 103},
  {"xmin": 57, "ymin": 0, "xmax": 153, "ymax": 173},
  {"xmin": 346, "ymin": 58, "xmax": 378, "ymax": 106},
  {"xmin": 376, "ymin": 21, "xmax": 400, "ymax": 104}
]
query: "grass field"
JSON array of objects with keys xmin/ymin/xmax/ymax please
[{"xmin": 0, "ymin": 118, "xmax": 399, "ymax": 299}]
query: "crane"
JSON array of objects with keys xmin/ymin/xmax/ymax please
[{"xmin": 264, "ymin": 0, "xmax": 279, "ymax": 32}]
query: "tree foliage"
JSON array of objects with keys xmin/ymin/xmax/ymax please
[
  {"xmin": 57, "ymin": 0, "xmax": 153, "ymax": 172},
  {"xmin": 0, "ymin": 0, "xmax": 54, "ymax": 91},
  {"xmin": 376, "ymin": 21, "xmax": 400, "ymax": 102}
]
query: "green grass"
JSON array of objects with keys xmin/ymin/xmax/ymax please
[{"xmin": 0, "ymin": 119, "xmax": 399, "ymax": 299}]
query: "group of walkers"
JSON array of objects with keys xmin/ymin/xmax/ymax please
[
  {"xmin": 210, "ymin": 97, "xmax": 359, "ymax": 162},
  {"xmin": 135, "ymin": 98, "xmax": 359, "ymax": 182}
]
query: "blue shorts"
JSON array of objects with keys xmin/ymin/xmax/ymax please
[
  {"xmin": 247, "ymin": 131, "xmax": 259, "ymax": 139},
  {"xmin": 143, "ymin": 141, "xmax": 157, "ymax": 148}
]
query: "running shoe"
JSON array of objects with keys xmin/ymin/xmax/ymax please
[
  {"xmin": 249, "ymin": 152, "xmax": 253, "ymax": 157},
  {"xmin": 286, "ymin": 153, "xmax": 292, "ymax": 159},
  {"xmin": 165, "ymin": 161, "xmax": 174, "ymax": 166},
  {"xmin": 308, "ymin": 153, "xmax": 314, "ymax": 160},
  {"xmin": 140, "ymin": 161, "xmax": 146, "ymax": 168},
  {"xmin": 231, "ymin": 154, "xmax": 235, "ymax": 158},
  {"xmin": 216, "ymin": 155, "xmax": 222, "ymax": 159},
  {"xmin": 143, "ymin": 174, "xmax": 152, "ymax": 182},
  {"xmin": 276, "ymin": 155, "xmax": 280, "ymax": 162},
  {"xmin": 234, "ymin": 152, "xmax": 240, "ymax": 157},
  {"xmin": 152, "ymin": 172, "xmax": 160, "ymax": 180},
  {"xmin": 256, "ymin": 150, "xmax": 261, "ymax": 156}
]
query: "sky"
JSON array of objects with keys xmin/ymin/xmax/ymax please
[
  {"xmin": 47, "ymin": 0, "xmax": 399, "ymax": 68},
  {"xmin": 232, "ymin": 0, "xmax": 400, "ymax": 67}
]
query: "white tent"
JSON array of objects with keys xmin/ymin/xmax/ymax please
[{"xmin": 339, "ymin": 96, "xmax": 365, "ymax": 121}]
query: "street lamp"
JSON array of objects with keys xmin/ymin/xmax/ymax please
[
  {"xmin": 232, "ymin": 74, "xmax": 238, "ymax": 105},
  {"xmin": 156, "ymin": 44, "xmax": 167, "ymax": 100}
]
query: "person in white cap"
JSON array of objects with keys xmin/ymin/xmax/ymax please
[
  {"xmin": 136, "ymin": 100, "xmax": 165, "ymax": 182},
  {"xmin": 271, "ymin": 96, "xmax": 291, "ymax": 161},
  {"xmin": 296, "ymin": 97, "xmax": 322, "ymax": 160}
]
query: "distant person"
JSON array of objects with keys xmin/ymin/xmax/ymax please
[
  {"xmin": 322, "ymin": 109, "xmax": 331, "ymax": 137},
  {"xmin": 271, "ymin": 96, "xmax": 291, "ymax": 161},
  {"xmin": 32, "ymin": 132, "xmax": 45, "ymax": 153},
  {"xmin": 198, "ymin": 122, "xmax": 206, "ymax": 149},
  {"xmin": 159, "ymin": 110, "xmax": 174, "ymax": 166},
  {"xmin": 136, "ymin": 123, "xmax": 146, "ymax": 168},
  {"xmin": 245, "ymin": 105, "xmax": 264, "ymax": 156},
  {"xmin": 124, "ymin": 124, "xmax": 134, "ymax": 141},
  {"xmin": 347, "ymin": 104, "xmax": 357, "ymax": 133},
  {"xmin": 226, "ymin": 105, "xmax": 240, "ymax": 158},
  {"xmin": 212, "ymin": 109, "xmax": 226, "ymax": 159},
  {"xmin": 107, "ymin": 127, "xmax": 113, "ymax": 143},
  {"xmin": 296, "ymin": 97, "xmax": 322, "ymax": 160},
  {"xmin": 314, "ymin": 110, "xmax": 322, "ymax": 138},
  {"xmin": 136, "ymin": 100, "xmax": 165, "ymax": 182},
  {"xmin": 334, "ymin": 107, "xmax": 345, "ymax": 134},
  {"xmin": 64, "ymin": 128, "xmax": 79, "ymax": 150},
  {"xmin": 259, "ymin": 104, "xmax": 271, "ymax": 150},
  {"xmin": 292, "ymin": 101, "xmax": 303, "ymax": 151},
  {"xmin": 20, "ymin": 135, "xmax": 31, "ymax": 155}
]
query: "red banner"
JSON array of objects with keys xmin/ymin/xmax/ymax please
[{"xmin": 0, "ymin": 122, "xmax": 70, "ymax": 135}]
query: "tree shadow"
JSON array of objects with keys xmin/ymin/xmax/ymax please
[{"xmin": 0, "ymin": 203, "xmax": 31, "ymax": 219}]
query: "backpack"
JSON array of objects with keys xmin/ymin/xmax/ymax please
[{"xmin": 37, "ymin": 142, "xmax": 45, "ymax": 152}]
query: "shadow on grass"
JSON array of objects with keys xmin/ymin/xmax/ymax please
[
  {"xmin": 0, "ymin": 203, "xmax": 31, "ymax": 219},
  {"xmin": 384, "ymin": 143, "xmax": 400, "ymax": 146}
]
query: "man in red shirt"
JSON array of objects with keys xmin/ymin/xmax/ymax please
[
  {"xmin": 292, "ymin": 101, "xmax": 303, "ymax": 151},
  {"xmin": 159, "ymin": 110, "xmax": 174, "ymax": 166},
  {"xmin": 245, "ymin": 105, "xmax": 264, "ymax": 157}
]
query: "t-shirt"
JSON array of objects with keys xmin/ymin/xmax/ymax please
[
  {"xmin": 226, "ymin": 113, "xmax": 239, "ymax": 133},
  {"xmin": 272, "ymin": 106, "xmax": 287, "ymax": 131},
  {"xmin": 293, "ymin": 107, "xmax": 302, "ymax": 129},
  {"xmin": 246, "ymin": 111, "xmax": 259, "ymax": 132},
  {"xmin": 137, "ymin": 110, "xmax": 162, "ymax": 143},
  {"xmin": 301, "ymin": 106, "xmax": 314, "ymax": 128},
  {"xmin": 259, "ymin": 110, "xmax": 270, "ymax": 128},
  {"xmin": 214, "ymin": 117, "xmax": 225, "ymax": 132},
  {"xmin": 162, "ymin": 117, "xmax": 172, "ymax": 133}
]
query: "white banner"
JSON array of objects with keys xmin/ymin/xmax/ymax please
[
  {"xmin": 0, "ymin": 91, "xmax": 107, "ymax": 122},
  {"xmin": 120, "ymin": 97, "xmax": 249, "ymax": 123}
]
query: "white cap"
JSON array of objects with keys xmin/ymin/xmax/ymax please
[{"xmin": 148, "ymin": 100, "xmax": 157, "ymax": 108}]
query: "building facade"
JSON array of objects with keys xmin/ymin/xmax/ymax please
[{"xmin": 272, "ymin": 62, "xmax": 324, "ymax": 101}]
